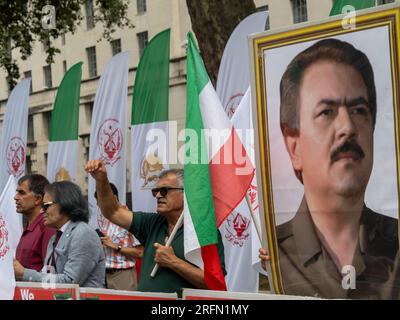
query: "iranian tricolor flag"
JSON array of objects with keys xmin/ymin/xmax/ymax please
[
  {"xmin": 0, "ymin": 79, "xmax": 30, "ymax": 192},
  {"xmin": 47, "ymin": 62, "xmax": 82, "ymax": 182},
  {"xmin": 88, "ymin": 51, "xmax": 130, "ymax": 227},
  {"xmin": 183, "ymin": 33, "xmax": 254, "ymax": 290},
  {"xmin": 131, "ymin": 29, "xmax": 170, "ymax": 212}
]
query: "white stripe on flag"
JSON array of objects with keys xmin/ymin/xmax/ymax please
[
  {"xmin": 199, "ymin": 81, "xmax": 232, "ymax": 160},
  {"xmin": 47, "ymin": 140, "xmax": 78, "ymax": 182},
  {"xmin": 131, "ymin": 121, "xmax": 169, "ymax": 212}
]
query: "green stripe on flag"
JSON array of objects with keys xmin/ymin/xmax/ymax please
[
  {"xmin": 131, "ymin": 29, "xmax": 170, "ymax": 125},
  {"xmin": 49, "ymin": 62, "xmax": 82, "ymax": 141},
  {"xmin": 185, "ymin": 32, "xmax": 218, "ymax": 246},
  {"xmin": 187, "ymin": 33, "xmax": 209, "ymax": 93},
  {"xmin": 330, "ymin": 0, "xmax": 375, "ymax": 16}
]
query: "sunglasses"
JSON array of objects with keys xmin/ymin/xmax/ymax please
[
  {"xmin": 42, "ymin": 201, "xmax": 56, "ymax": 211},
  {"xmin": 151, "ymin": 187, "xmax": 183, "ymax": 198}
]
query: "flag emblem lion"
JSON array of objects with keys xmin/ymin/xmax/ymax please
[{"xmin": 0, "ymin": 217, "xmax": 10, "ymax": 260}]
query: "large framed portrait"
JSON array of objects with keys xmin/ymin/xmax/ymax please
[{"xmin": 249, "ymin": 4, "xmax": 400, "ymax": 299}]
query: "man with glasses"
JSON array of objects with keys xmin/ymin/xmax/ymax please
[
  {"xmin": 85, "ymin": 159, "xmax": 226, "ymax": 294},
  {"xmin": 15, "ymin": 174, "xmax": 55, "ymax": 272},
  {"xmin": 14, "ymin": 181, "xmax": 105, "ymax": 288}
]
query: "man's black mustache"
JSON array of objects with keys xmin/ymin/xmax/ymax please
[{"xmin": 331, "ymin": 140, "xmax": 365, "ymax": 162}]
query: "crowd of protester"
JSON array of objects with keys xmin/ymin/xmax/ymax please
[{"xmin": 12, "ymin": 159, "xmax": 222, "ymax": 295}]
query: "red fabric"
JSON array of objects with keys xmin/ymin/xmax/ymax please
[
  {"xmin": 209, "ymin": 128, "xmax": 254, "ymax": 227},
  {"xmin": 16, "ymin": 212, "xmax": 55, "ymax": 271},
  {"xmin": 135, "ymin": 258, "xmax": 142, "ymax": 283},
  {"xmin": 201, "ymin": 244, "xmax": 227, "ymax": 291}
]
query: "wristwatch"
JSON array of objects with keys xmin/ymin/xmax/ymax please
[{"xmin": 117, "ymin": 245, "xmax": 122, "ymax": 252}]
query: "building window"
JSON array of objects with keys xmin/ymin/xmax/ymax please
[
  {"xmin": 28, "ymin": 115, "xmax": 34, "ymax": 142},
  {"xmin": 137, "ymin": 0, "xmax": 147, "ymax": 14},
  {"xmin": 61, "ymin": 34, "xmax": 66, "ymax": 46},
  {"xmin": 291, "ymin": 0, "xmax": 308, "ymax": 24},
  {"xmin": 137, "ymin": 31, "xmax": 148, "ymax": 57},
  {"xmin": 86, "ymin": 46, "xmax": 97, "ymax": 77},
  {"xmin": 43, "ymin": 111, "xmax": 51, "ymax": 140},
  {"xmin": 85, "ymin": 145, "xmax": 90, "ymax": 163},
  {"xmin": 80, "ymin": 133, "xmax": 91, "ymax": 165},
  {"xmin": 111, "ymin": 39, "xmax": 122, "ymax": 56},
  {"xmin": 26, "ymin": 155, "xmax": 33, "ymax": 174},
  {"xmin": 377, "ymin": 0, "xmax": 394, "ymax": 4},
  {"xmin": 63, "ymin": 60, "xmax": 67, "ymax": 74},
  {"xmin": 85, "ymin": 102, "xmax": 93, "ymax": 120},
  {"xmin": 43, "ymin": 65, "xmax": 52, "ymax": 88},
  {"xmin": 23, "ymin": 71, "xmax": 33, "ymax": 93},
  {"xmin": 85, "ymin": 0, "xmax": 95, "ymax": 29}
]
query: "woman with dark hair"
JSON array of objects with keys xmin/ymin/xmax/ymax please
[{"xmin": 14, "ymin": 181, "xmax": 105, "ymax": 288}]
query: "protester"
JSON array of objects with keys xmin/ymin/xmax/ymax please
[
  {"xmin": 15, "ymin": 174, "xmax": 55, "ymax": 272},
  {"xmin": 13, "ymin": 181, "xmax": 105, "ymax": 287},
  {"xmin": 85, "ymin": 160, "xmax": 226, "ymax": 294},
  {"xmin": 94, "ymin": 182, "xmax": 143, "ymax": 291}
]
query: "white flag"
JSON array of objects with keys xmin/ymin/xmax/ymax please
[
  {"xmin": 220, "ymin": 88, "xmax": 265, "ymax": 292},
  {"xmin": 88, "ymin": 51, "xmax": 130, "ymax": 228},
  {"xmin": 0, "ymin": 175, "xmax": 23, "ymax": 300},
  {"xmin": 0, "ymin": 79, "xmax": 31, "ymax": 191},
  {"xmin": 216, "ymin": 11, "xmax": 268, "ymax": 119}
]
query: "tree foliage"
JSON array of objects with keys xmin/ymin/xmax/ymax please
[
  {"xmin": 0, "ymin": 0, "xmax": 133, "ymax": 89},
  {"xmin": 2, "ymin": 0, "xmax": 258, "ymax": 90},
  {"xmin": 186, "ymin": 0, "xmax": 256, "ymax": 85}
]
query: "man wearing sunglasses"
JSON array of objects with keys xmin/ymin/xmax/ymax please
[
  {"xmin": 15, "ymin": 174, "xmax": 56, "ymax": 272},
  {"xmin": 85, "ymin": 159, "xmax": 226, "ymax": 294}
]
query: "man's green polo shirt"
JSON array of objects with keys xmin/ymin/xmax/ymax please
[{"xmin": 129, "ymin": 211, "xmax": 226, "ymax": 294}]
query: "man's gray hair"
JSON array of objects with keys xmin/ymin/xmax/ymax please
[{"xmin": 158, "ymin": 168, "xmax": 184, "ymax": 188}]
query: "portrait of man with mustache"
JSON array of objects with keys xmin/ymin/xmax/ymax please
[{"xmin": 275, "ymin": 38, "xmax": 399, "ymax": 299}]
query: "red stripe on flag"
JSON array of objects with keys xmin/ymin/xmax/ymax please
[
  {"xmin": 201, "ymin": 244, "xmax": 227, "ymax": 291},
  {"xmin": 209, "ymin": 128, "xmax": 254, "ymax": 227}
]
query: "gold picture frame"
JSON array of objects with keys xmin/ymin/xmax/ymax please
[{"xmin": 249, "ymin": 4, "xmax": 400, "ymax": 298}]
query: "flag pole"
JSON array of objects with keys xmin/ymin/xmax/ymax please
[
  {"xmin": 245, "ymin": 193, "xmax": 262, "ymax": 243},
  {"xmin": 150, "ymin": 212, "xmax": 184, "ymax": 278}
]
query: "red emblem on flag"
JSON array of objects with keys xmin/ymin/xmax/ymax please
[
  {"xmin": 0, "ymin": 217, "xmax": 10, "ymax": 260},
  {"xmin": 224, "ymin": 212, "xmax": 250, "ymax": 247},
  {"xmin": 247, "ymin": 183, "xmax": 259, "ymax": 211},
  {"xmin": 6, "ymin": 137, "xmax": 25, "ymax": 179},
  {"xmin": 226, "ymin": 92, "xmax": 244, "ymax": 119},
  {"xmin": 97, "ymin": 119, "xmax": 123, "ymax": 167}
]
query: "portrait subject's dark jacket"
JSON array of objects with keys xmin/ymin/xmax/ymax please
[{"xmin": 276, "ymin": 197, "xmax": 398, "ymax": 299}]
